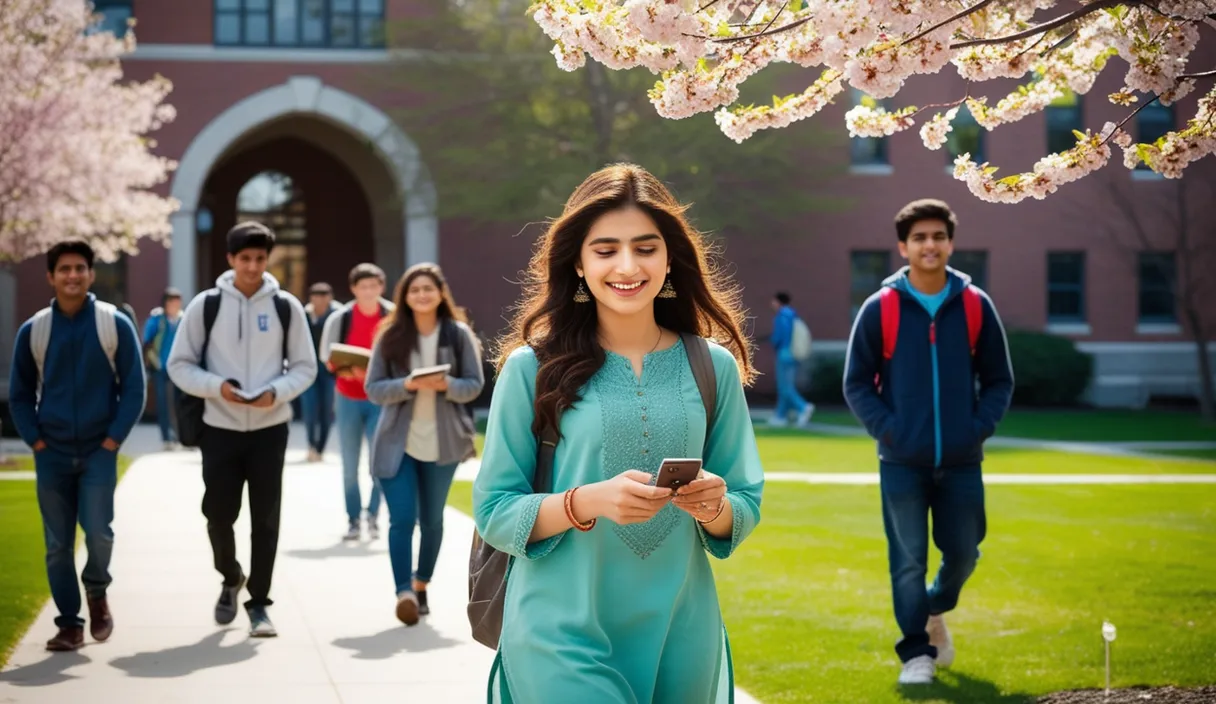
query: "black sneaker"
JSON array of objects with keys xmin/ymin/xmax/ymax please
[
  {"xmin": 417, "ymin": 590, "xmax": 429, "ymax": 616},
  {"xmin": 247, "ymin": 605, "xmax": 277, "ymax": 638},
  {"xmin": 215, "ymin": 572, "xmax": 246, "ymax": 625}
]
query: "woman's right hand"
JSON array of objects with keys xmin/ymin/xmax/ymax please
[{"xmin": 580, "ymin": 471, "xmax": 672, "ymax": 525}]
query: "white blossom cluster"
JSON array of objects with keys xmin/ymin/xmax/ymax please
[{"xmin": 530, "ymin": 0, "xmax": 1216, "ymax": 202}]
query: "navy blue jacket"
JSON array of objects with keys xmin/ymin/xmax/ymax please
[
  {"xmin": 9, "ymin": 294, "xmax": 146, "ymax": 455},
  {"xmin": 843, "ymin": 268, "xmax": 1013, "ymax": 468}
]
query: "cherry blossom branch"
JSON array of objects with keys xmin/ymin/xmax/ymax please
[
  {"xmin": 1180, "ymin": 68, "xmax": 1216, "ymax": 79},
  {"xmin": 710, "ymin": 15, "xmax": 812, "ymax": 43},
  {"xmin": 951, "ymin": 0, "xmax": 1125, "ymax": 48},
  {"xmin": 901, "ymin": 0, "xmax": 1002, "ymax": 46},
  {"xmin": 1100, "ymin": 93, "xmax": 1163, "ymax": 148}
]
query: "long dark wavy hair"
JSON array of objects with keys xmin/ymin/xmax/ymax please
[
  {"xmin": 496, "ymin": 163, "xmax": 755, "ymax": 437},
  {"xmin": 376, "ymin": 263, "xmax": 466, "ymax": 370}
]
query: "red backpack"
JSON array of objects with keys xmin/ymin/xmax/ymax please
[{"xmin": 874, "ymin": 285, "xmax": 983, "ymax": 389}]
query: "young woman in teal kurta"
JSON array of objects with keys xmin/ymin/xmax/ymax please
[{"xmin": 473, "ymin": 164, "xmax": 764, "ymax": 703}]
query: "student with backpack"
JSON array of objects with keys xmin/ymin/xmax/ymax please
[
  {"xmin": 364, "ymin": 263, "xmax": 483, "ymax": 625},
  {"xmin": 8, "ymin": 241, "xmax": 146, "ymax": 652},
  {"xmin": 471, "ymin": 164, "xmax": 764, "ymax": 702},
  {"xmin": 317, "ymin": 263, "xmax": 395, "ymax": 541},
  {"xmin": 843, "ymin": 199, "xmax": 1013, "ymax": 685},
  {"xmin": 302, "ymin": 282, "xmax": 341, "ymax": 462},
  {"xmin": 769, "ymin": 291, "xmax": 814, "ymax": 427},
  {"xmin": 143, "ymin": 287, "xmax": 184, "ymax": 451},
  {"xmin": 167, "ymin": 221, "xmax": 317, "ymax": 638}
]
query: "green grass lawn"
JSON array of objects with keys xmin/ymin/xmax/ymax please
[
  {"xmin": 446, "ymin": 480, "xmax": 1216, "ymax": 703},
  {"xmin": 809, "ymin": 409, "xmax": 1216, "ymax": 444},
  {"xmin": 753, "ymin": 429, "xmax": 1216, "ymax": 474},
  {"xmin": 0, "ymin": 455, "xmax": 131, "ymax": 668}
]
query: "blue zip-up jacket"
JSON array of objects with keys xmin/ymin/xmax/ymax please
[
  {"xmin": 843, "ymin": 268, "xmax": 1014, "ymax": 468},
  {"xmin": 9, "ymin": 294, "xmax": 146, "ymax": 454},
  {"xmin": 770, "ymin": 305, "xmax": 796, "ymax": 352}
]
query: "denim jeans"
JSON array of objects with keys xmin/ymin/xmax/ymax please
[
  {"xmin": 379, "ymin": 454, "xmax": 459, "ymax": 593},
  {"xmin": 301, "ymin": 370, "xmax": 335, "ymax": 453},
  {"xmin": 774, "ymin": 348, "xmax": 810, "ymax": 421},
  {"xmin": 34, "ymin": 447, "xmax": 118, "ymax": 628},
  {"xmin": 153, "ymin": 369, "xmax": 177, "ymax": 443},
  {"xmin": 335, "ymin": 393, "xmax": 382, "ymax": 524},
  {"xmin": 880, "ymin": 462, "xmax": 987, "ymax": 662}
]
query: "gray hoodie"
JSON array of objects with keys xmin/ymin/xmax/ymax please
[{"xmin": 167, "ymin": 271, "xmax": 318, "ymax": 433}]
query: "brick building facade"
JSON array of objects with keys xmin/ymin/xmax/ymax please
[{"xmin": 2, "ymin": 0, "xmax": 1214, "ymax": 411}]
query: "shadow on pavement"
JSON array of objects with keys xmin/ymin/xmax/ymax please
[
  {"xmin": 0, "ymin": 651, "xmax": 90, "ymax": 686},
  {"xmin": 108, "ymin": 630, "xmax": 260, "ymax": 678},
  {"xmin": 284, "ymin": 541, "xmax": 389, "ymax": 560},
  {"xmin": 898, "ymin": 670, "xmax": 1036, "ymax": 703},
  {"xmin": 331, "ymin": 622, "xmax": 462, "ymax": 659}
]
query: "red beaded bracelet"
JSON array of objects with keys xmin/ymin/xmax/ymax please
[{"xmin": 564, "ymin": 487, "xmax": 596, "ymax": 532}]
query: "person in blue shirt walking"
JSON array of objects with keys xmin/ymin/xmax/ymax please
[
  {"xmin": 302, "ymin": 282, "xmax": 340, "ymax": 463},
  {"xmin": 8, "ymin": 241, "xmax": 146, "ymax": 652},
  {"xmin": 142, "ymin": 287, "xmax": 184, "ymax": 450},
  {"xmin": 844, "ymin": 199, "xmax": 1013, "ymax": 685},
  {"xmin": 769, "ymin": 292, "xmax": 814, "ymax": 427}
]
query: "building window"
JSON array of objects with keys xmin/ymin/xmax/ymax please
[
  {"xmin": 215, "ymin": 0, "xmax": 384, "ymax": 48},
  {"xmin": 950, "ymin": 250, "xmax": 988, "ymax": 292},
  {"xmin": 1138, "ymin": 251, "xmax": 1176, "ymax": 323},
  {"xmin": 1046, "ymin": 252, "xmax": 1085, "ymax": 323},
  {"xmin": 850, "ymin": 251, "xmax": 891, "ymax": 320},
  {"xmin": 946, "ymin": 103, "xmax": 985, "ymax": 165},
  {"xmin": 88, "ymin": 0, "xmax": 132, "ymax": 37},
  {"xmin": 238, "ymin": 171, "xmax": 308, "ymax": 300},
  {"xmin": 1135, "ymin": 102, "xmax": 1174, "ymax": 170},
  {"xmin": 92, "ymin": 254, "xmax": 128, "ymax": 309},
  {"xmin": 850, "ymin": 90, "xmax": 890, "ymax": 170},
  {"xmin": 1046, "ymin": 89, "xmax": 1083, "ymax": 154}
]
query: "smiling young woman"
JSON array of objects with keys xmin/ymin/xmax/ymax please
[{"xmin": 472, "ymin": 163, "xmax": 765, "ymax": 703}]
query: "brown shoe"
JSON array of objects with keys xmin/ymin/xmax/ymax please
[
  {"xmin": 395, "ymin": 591, "xmax": 419, "ymax": 626},
  {"xmin": 46, "ymin": 626, "xmax": 85, "ymax": 651},
  {"xmin": 87, "ymin": 594, "xmax": 113, "ymax": 642}
]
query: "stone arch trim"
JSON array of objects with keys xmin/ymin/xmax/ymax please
[{"xmin": 167, "ymin": 76, "xmax": 436, "ymax": 298}]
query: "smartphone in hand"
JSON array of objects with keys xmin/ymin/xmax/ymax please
[{"xmin": 655, "ymin": 458, "xmax": 703, "ymax": 492}]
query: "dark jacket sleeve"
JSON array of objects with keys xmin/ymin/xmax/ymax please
[
  {"xmin": 107, "ymin": 314, "xmax": 147, "ymax": 444},
  {"xmin": 843, "ymin": 296, "xmax": 893, "ymax": 441},
  {"xmin": 8, "ymin": 322, "xmax": 41, "ymax": 448},
  {"xmin": 973, "ymin": 293, "xmax": 1014, "ymax": 439}
]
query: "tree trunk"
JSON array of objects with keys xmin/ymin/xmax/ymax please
[{"xmin": 1185, "ymin": 305, "xmax": 1216, "ymax": 421}]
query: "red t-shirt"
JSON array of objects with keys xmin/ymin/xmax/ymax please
[{"xmin": 335, "ymin": 305, "xmax": 384, "ymax": 400}]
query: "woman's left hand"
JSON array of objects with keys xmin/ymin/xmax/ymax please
[{"xmin": 671, "ymin": 470, "xmax": 727, "ymax": 522}]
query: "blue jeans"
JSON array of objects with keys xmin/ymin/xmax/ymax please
[
  {"xmin": 34, "ymin": 447, "xmax": 118, "ymax": 628},
  {"xmin": 153, "ymin": 369, "xmax": 177, "ymax": 443},
  {"xmin": 335, "ymin": 394, "xmax": 382, "ymax": 524},
  {"xmin": 301, "ymin": 370, "xmax": 335, "ymax": 453},
  {"xmin": 774, "ymin": 349, "xmax": 809, "ymax": 421},
  {"xmin": 880, "ymin": 462, "xmax": 987, "ymax": 662},
  {"xmin": 380, "ymin": 454, "xmax": 459, "ymax": 592}
]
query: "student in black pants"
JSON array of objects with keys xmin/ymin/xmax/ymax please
[{"xmin": 167, "ymin": 222, "xmax": 317, "ymax": 637}]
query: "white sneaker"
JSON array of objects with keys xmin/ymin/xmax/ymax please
[
  {"xmin": 767, "ymin": 414, "xmax": 788, "ymax": 428},
  {"xmin": 163, "ymin": 441, "xmax": 176, "ymax": 452},
  {"xmin": 366, "ymin": 520, "xmax": 380, "ymax": 541},
  {"xmin": 342, "ymin": 522, "xmax": 360, "ymax": 541},
  {"xmin": 795, "ymin": 403, "xmax": 816, "ymax": 427},
  {"xmin": 898, "ymin": 655, "xmax": 936, "ymax": 684},
  {"xmin": 928, "ymin": 614, "xmax": 955, "ymax": 667}
]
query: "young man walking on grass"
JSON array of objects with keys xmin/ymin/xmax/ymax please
[
  {"xmin": 9, "ymin": 241, "xmax": 146, "ymax": 651},
  {"xmin": 318, "ymin": 263, "xmax": 394, "ymax": 542},
  {"xmin": 168, "ymin": 222, "xmax": 316, "ymax": 637},
  {"xmin": 843, "ymin": 199, "xmax": 1014, "ymax": 684}
]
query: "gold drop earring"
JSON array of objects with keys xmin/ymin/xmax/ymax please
[
  {"xmin": 574, "ymin": 278, "xmax": 591, "ymax": 303},
  {"xmin": 658, "ymin": 276, "xmax": 677, "ymax": 299}
]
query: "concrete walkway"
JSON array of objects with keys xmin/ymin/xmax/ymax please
[{"xmin": 0, "ymin": 427, "xmax": 760, "ymax": 704}]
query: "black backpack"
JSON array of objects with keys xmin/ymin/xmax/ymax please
[
  {"xmin": 467, "ymin": 332, "xmax": 717, "ymax": 649},
  {"xmin": 176, "ymin": 290, "xmax": 292, "ymax": 448}
]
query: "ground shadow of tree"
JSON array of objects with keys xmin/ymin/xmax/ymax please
[
  {"xmin": 331, "ymin": 622, "xmax": 463, "ymax": 660},
  {"xmin": 898, "ymin": 670, "xmax": 1037, "ymax": 704},
  {"xmin": 0, "ymin": 651, "xmax": 90, "ymax": 686}
]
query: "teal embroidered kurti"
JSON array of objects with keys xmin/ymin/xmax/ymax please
[{"xmin": 473, "ymin": 339, "xmax": 765, "ymax": 703}]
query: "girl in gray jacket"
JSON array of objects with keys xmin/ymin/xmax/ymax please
[{"xmin": 364, "ymin": 263, "xmax": 484, "ymax": 626}]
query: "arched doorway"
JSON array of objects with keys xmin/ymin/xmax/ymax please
[{"xmin": 197, "ymin": 136, "xmax": 375, "ymax": 300}]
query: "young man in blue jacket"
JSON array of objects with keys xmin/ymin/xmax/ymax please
[
  {"xmin": 769, "ymin": 291, "xmax": 814, "ymax": 427},
  {"xmin": 8, "ymin": 241, "xmax": 146, "ymax": 652},
  {"xmin": 844, "ymin": 199, "xmax": 1013, "ymax": 685}
]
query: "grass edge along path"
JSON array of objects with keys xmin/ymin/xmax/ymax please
[
  {"xmin": 0, "ymin": 455, "xmax": 132, "ymax": 668},
  {"xmin": 445, "ymin": 480, "xmax": 1215, "ymax": 704}
]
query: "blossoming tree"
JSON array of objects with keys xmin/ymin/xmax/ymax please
[
  {"xmin": 0, "ymin": 0, "xmax": 177, "ymax": 263},
  {"xmin": 529, "ymin": 0, "xmax": 1216, "ymax": 203}
]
